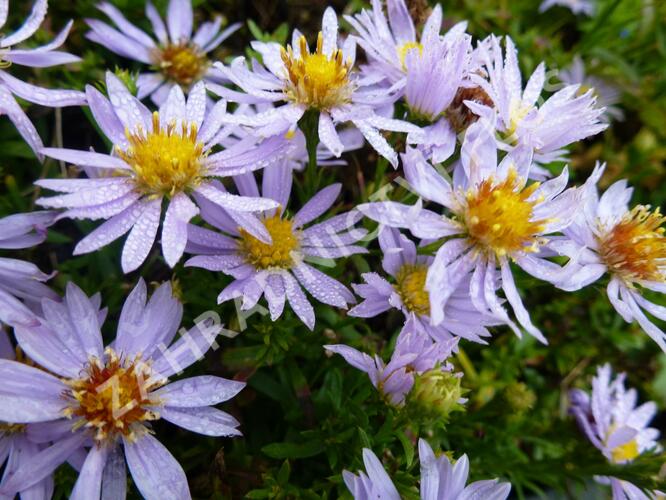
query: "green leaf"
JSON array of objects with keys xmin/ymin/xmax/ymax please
[{"xmin": 262, "ymin": 440, "xmax": 325, "ymax": 459}]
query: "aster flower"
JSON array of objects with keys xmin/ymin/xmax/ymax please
[
  {"xmin": 36, "ymin": 72, "xmax": 290, "ymax": 273},
  {"xmin": 0, "ymin": 211, "xmax": 58, "ymax": 311},
  {"xmin": 569, "ymin": 364, "xmax": 661, "ymax": 499},
  {"xmin": 359, "ymin": 130, "xmax": 584, "ymax": 343},
  {"xmin": 467, "ymin": 35, "xmax": 606, "ymax": 167},
  {"xmin": 325, "ymin": 330, "xmax": 459, "ymax": 407},
  {"xmin": 559, "ymin": 56, "xmax": 624, "ymax": 123},
  {"xmin": 349, "ymin": 227, "xmax": 498, "ymax": 344},
  {"xmin": 0, "ymin": 0, "xmax": 85, "ymax": 157},
  {"xmin": 343, "ymin": 439, "xmax": 511, "ymax": 499},
  {"xmin": 185, "ymin": 163, "xmax": 366, "ymax": 330},
  {"xmin": 86, "ymin": 0, "xmax": 241, "ymax": 105},
  {"xmin": 213, "ymin": 7, "xmax": 422, "ymax": 168},
  {"xmin": 346, "ymin": 0, "xmax": 474, "ymax": 163},
  {"xmin": 539, "ymin": 0, "xmax": 595, "ymax": 16},
  {"xmin": 0, "ymin": 279, "xmax": 244, "ymax": 499},
  {"xmin": 556, "ymin": 166, "xmax": 666, "ymax": 351}
]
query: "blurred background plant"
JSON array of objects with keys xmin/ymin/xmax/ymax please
[{"xmin": 2, "ymin": 0, "xmax": 665, "ymax": 498}]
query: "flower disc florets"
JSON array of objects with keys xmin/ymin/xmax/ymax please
[
  {"xmin": 153, "ymin": 42, "xmax": 209, "ymax": 86},
  {"xmin": 238, "ymin": 214, "xmax": 300, "ymax": 269},
  {"xmin": 598, "ymin": 205, "xmax": 666, "ymax": 283},
  {"xmin": 63, "ymin": 348, "xmax": 164, "ymax": 444},
  {"xmin": 394, "ymin": 263, "xmax": 430, "ymax": 315},
  {"xmin": 281, "ymin": 32, "xmax": 353, "ymax": 110},
  {"xmin": 117, "ymin": 112, "xmax": 205, "ymax": 197},
  {"xmin": 463, "ymin": 169, "xmax": 547, "ymax": 257}
]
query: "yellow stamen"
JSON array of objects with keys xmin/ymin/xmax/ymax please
[
  {"xmin": 611, "ymin": 439, "xmax": 640, "ymax": 463},
  {"xmin": 599, "ymin": 205, "xmax": 666, "ymax": 283},
  {"xmin": 117, "ymin": 112, "xmax": 205, "ymax": 197},
  {"xmin": 63, "ymin": 348, "xmax": 164, "ymax": 444},
  {"xmin": 397, "ymin": 41, "xmax": 423, "ymax": 70},
  {"xmin": 463, "ymin": 169, "xmax": 547, "ymax": 257},
  {"xmin": 395, "ymin": 264, "xmax": 430, "ymax": 316},
  {"xmin": 0, "ymin": 423, "xmax": 26, "ymax": 435},
  {"xmin": 238, "ymin": 214, "xmax": 300, "ymax": 269},
  {"xmin": 281, "ymin": 33, "xmax": 352, "ymax": 110},
  {"xmin": 153, "ymin": 42, "xmax": 208, "ymax": 86}
]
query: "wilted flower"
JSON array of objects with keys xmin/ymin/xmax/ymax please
[
  {"xmin": 569, "ymin": 364, "xmax": 661, "ymax": 499},
  {"xmin": 347, "ymin": 0, "xmax": 473, "ymax": 162},
  {"xmin": 185, "ymin": 164, "xmax": 366, "ymax": 329},
  {"xmin": 325, "ymin": 330, "xmax": 459, "ymax": 407},
  {"xmin": 86, "ymin": 0, "xmax": 240, "ymax": 105},
  {"xmin": 467, "ymin": 35, "xmax": 606, "ymax": 168},
  {"xmin": 557, "ymin": 165, "xmax": 666, "ymax": 351},
  {"xmin": 0, "ymin": 280, "xmax": 244, "ymax": 499},
  {"xmin": 349, "ymin": 227, "xmax": 498, "ymax": 343},
  {"xmin": 343, "ymin": 439, "xmax": 511, "ymax": 499},
  {"xmin": 36, "ymin": 73, "xmax": 290, "ymax": 273},
  {"xmin": 0, "ymin": 211, "xmax": 58, "ymax": 312},
  {"xmin": 359, "ymin": 133, "xmax": 583, "ymax": 342},
  {"xmin": 214, "ymin": 7, "xmax": 422, "ymax": 167},
  {"xmin": 539, "ymin": 0, "xmax": 595, "ymax": 16},
  {"xmin": 0, "ymin": 0, "xmax": 85, "ymax": 157},
  {"xmin": 559, "ymin": 56, "xmax": 624, "ymax": 123}
]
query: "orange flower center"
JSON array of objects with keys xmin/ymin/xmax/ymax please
[
  {"xmin": 153, "ymin": 42, "xmax": 209, "ymax": 86},
  {"xmin": 599, "ymin": 205, "xmax": 666, "ymax": 283},
  {"xmin": 63, "ymin": 348, "xmax": 164, "ymax": 444}
]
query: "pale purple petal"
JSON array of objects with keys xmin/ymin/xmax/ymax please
[
  {"xmin": 160, "ymin": 406, "xmax": 241, "ymax": 437},
  {"xmin": 121, "ymin": 197, "xmax": 162, "ymax": 273},
  {"xmin": 123, "ymin": 434, "xmax": 191, "ymax": 500},
  {"xmin": 156, "ymin": 376, "xmax": 245, "ymax": 407},
  {"xmin": 70, "ymin": 446, "xmax": 109, "ymax": 500}
]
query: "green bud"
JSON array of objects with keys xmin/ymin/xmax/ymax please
[
  {"xmin": 113, "ymin": 68, "xmax": 139, "ymax": 96},
  {"xmin": 407, "ymin": 369, "xmax": 465, "ymax": 421},
  {"xmin": 503, "ymin": 382, "xmax": 536, "ymax": 414}
]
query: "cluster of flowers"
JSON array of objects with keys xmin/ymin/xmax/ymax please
[{"xmin": 0, "ymin": 0, "xmax": 661, "ymax": 498}]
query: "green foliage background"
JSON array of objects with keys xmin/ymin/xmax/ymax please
[{"xmin": 2, "ymin": 0, "xmax": 666, "ymax": 498}]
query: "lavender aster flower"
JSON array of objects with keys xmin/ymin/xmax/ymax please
[
  {"xmin": 0, "ymin": 279, "xmax": 244, "ymax": 499},
  {"xmin": 359, "ymin": 130, "xmax": 584, "ymax": 342},
  {"xmin": 86, "ymin": 0, "xmax": 240, "ymax": 105},
  {"xmin": 556, "ymin": 166, "xmax": 666, "ymax": 351},
  {"xmin": 343, "ymin": 439, "xmax": 511, "ymax": 499},
  {"xmin": 185, "ymin": 164, "xmax": 366, "ymax": 330},
  {"xmin": 325, "ymin": 330, "xmax": 459, "ymax": 407},
  {"xmin": 0, "ymin": 211, "xmax": 58, "ymax": 311},
  {"xmin": 0, "ymin": 0, "xmax": 85, "ymax": 157},
  {"xmin": 569, "ymin": 364, "xmax": 661, "ymax": 499},
  {"xmin": 346, "ymin": 0, "xmax": 473, "ymax": 163},
  {"xmin": 467, "ymin": 35, "xmax": 607, "ymax": 166},
  {"xmin": 559, "ymin": 56, "xmax": 624, "ymax": 123},
  {"xmin": 539, "ymin": 0, "xmax": 595, "ymax": 16},
  {"xmin": 36, "ymin": 72, "xmax": 290, "ymax": 273},
  {"xmin": 213, "ymin": 7, "xmax": 422, "ymax": 167},
  {"xmin": 349, "ymin": 227, "xmax": 497, "ymax": 343}
]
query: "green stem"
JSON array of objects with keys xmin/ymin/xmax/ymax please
[{"xmin": 298, "ymin": 109, "xmax": 321, "ymax": 195}]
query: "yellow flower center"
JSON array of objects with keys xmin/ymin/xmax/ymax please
[
  {"xmin": 611, "ymin": 439, "xmax": 640, "ymax": 463},
  {"xmin": 599, "ymin": 205, "xmax": 666, "ymax": 283},
  {"xmin": 117, "ymin": 112, "xmax": 205, "ymax": 197},
  {"xmin": 63, "ymin": 348, "xmax": 164, "ymax": 444},
  {"xmin": 395, "ymin": 264, "xmax": 430, "ymax": 316},
  {"xmin": 0, "ymin": 423, "xmax": 26, "ymax": 435},
  {"xmin": 463, "ymin": 169, "xmax": 547, "ymax": 257},
  {"xmin": 281, "ymin": 33, "xmax": 352, "ymax": 110},
  {"xmin": 397, "ymin": 41, "xmax": 423, "ymax": 70},
  {"xmin": 238, "ymin": 214, "xmax": 300, "ymax": 269},
  {"xmin": 153, "ymin": 42, "xmax": 209, "ymax": 86}
]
